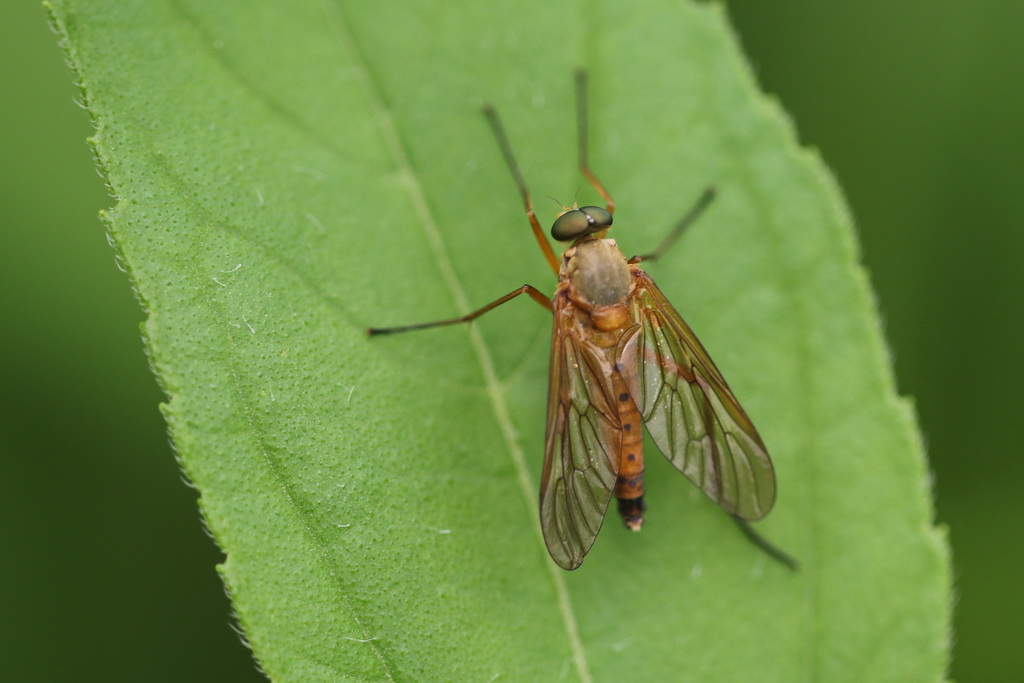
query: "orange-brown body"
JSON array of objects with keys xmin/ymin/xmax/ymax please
[
  {"xmin": 558, "ymin": 237, "xmax": 647, "ymax": 531},
  {"xmin": 373, "ymin": 73, "xmax": 790, "ymax": 572}
]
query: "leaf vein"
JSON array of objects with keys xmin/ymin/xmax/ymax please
[{"xmin": 320, "ymin": 1, "xmax": 593, "ymax": 680}]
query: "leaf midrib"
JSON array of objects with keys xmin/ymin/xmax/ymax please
[{"xmin": 321, "ymin": 1, "xmax": 593, "ymax": 681}]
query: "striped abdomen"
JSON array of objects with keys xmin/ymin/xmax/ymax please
[{"xmin": 613, "ymin": 370, "xmax": 645, "ymax": 530}]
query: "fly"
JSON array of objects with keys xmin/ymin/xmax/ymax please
[{"xmin": 369, "ymin": 71, "xmax": 797, "ymax": 572}]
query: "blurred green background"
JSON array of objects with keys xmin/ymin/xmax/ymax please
[{"xmin": 1, "ymin": 1, "xmax": 1018, "ymax": 680}]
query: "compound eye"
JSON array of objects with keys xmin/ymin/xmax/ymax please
[
  {"xmin": 550, "ymin": 206, "xmax": 613, "ymax": 241},
  {"xmin": 579, "ymin": 206, "xmax": 612, "ymax": 229},
  {"xmin": 551, "ymin": 210, "xmax": 591, "ymax": 241}
]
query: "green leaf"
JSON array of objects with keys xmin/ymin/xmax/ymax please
[{"xmin": 48, "ymin": 0, "xmax": 951, "ymax": 680}]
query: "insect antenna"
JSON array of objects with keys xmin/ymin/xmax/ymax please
[{"xmin": 543, "ymin": 195, "xmax": 565, "ymax": 209}]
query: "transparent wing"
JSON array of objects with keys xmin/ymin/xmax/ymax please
[
  {"xmin": 540, "ymin": 294, "xmax": 622, "ymax": 570},
  {"xmin": 617, "ymin": 271, "xmax": 776, "ymax": 520}
]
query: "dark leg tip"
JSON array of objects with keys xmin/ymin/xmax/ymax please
[{"xmin": 731, "ymin": 516, "xmax": 800, "ymax": 572}]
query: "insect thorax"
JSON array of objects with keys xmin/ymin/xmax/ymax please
[
  {"xmin": 563, "ymin": 238, "xmax": 632, "ymax": 331},
  {"xmin": 564, "ymin": 239, "xmax": 631, "ymax": 307}
]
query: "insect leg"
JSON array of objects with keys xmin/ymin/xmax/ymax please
[
  {"xmin": 575, "ymin": 69, "xmax": 615, "ymax": 216},
  {"xmin": 628, "ymin": 186, "xmax": 717, "ymax": 264},
  {"xmin": 481, "ymin": 105, "xmax": 561, "ymax": 276},
  {"xmin": 731, "ymin": 515, "xmax": 800, "ymax": 572},
  {"xmin": 367, "ymin": 285, "xmax": 551, "ymax": 336}
]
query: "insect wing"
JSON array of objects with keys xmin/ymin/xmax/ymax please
[
  {"xmin": 617, "ymin": 272, "xmax": 776, "ymax": 520},
  {"xmin": 540, "ymin": 296, "xmax": 622, "ymax": 569}
]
